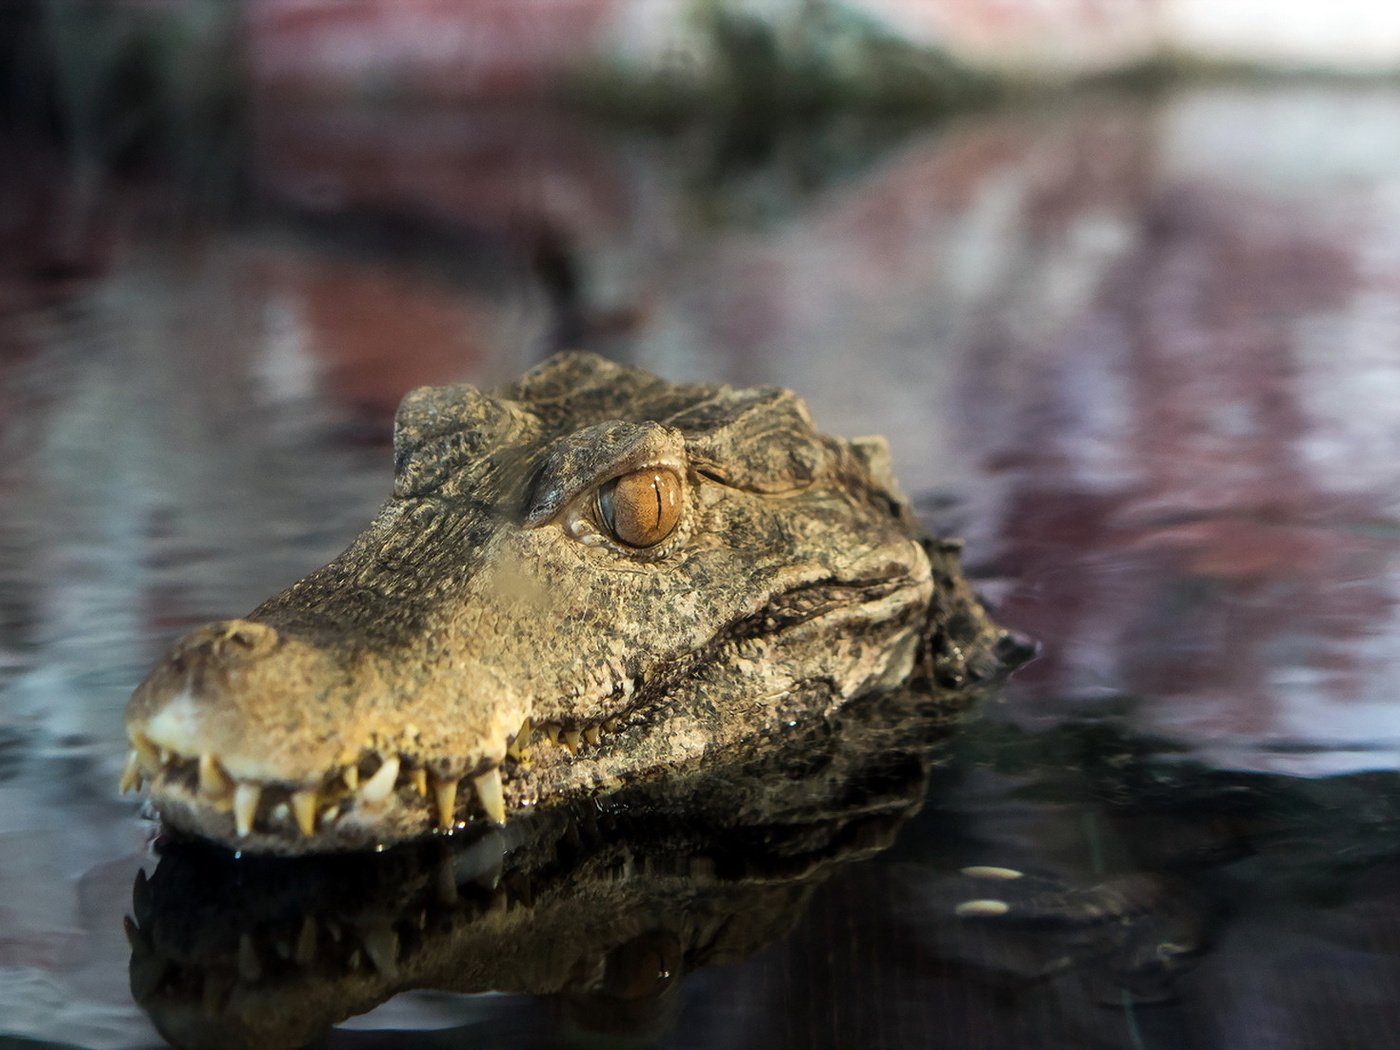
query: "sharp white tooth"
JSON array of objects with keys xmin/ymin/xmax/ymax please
[
  {"xmin": 432, "ymin": 775, "xmax": 458, "ymax": 828},
  {"xmin": 291, "ymin": 789, "xmax": 319, "ymax": 837},
  {"xmin": 199, "ymin": 754, "xmax": 233, "ymax": 798},
  {"xmin": 506, "ymin": 717, "xmax": 532, "ymax": 760},
  {"xmin": 120, "ymin": 751, "xmax": 142, "ymax": 794},
  {"xmin": 473, "ymin": 767, "xmax": 506, "ymax": 824},
  {"xmin": 132, "ymin": 735, "xmax": 161, "ymax": 774},
  {"xmin": 361, "ymin": 925, "xmax": 399, "ymax": 980},
  {"xmin": 360, "ymin": 756, "xmax": 400, "ymax": 804},
  {"xmin": 233, "ymin": 783, "xmax": 261, "ymax": 837}
]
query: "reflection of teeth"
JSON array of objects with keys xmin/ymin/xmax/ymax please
[
  {"xmin": 362, "ymin": 924, "xmax": 399, "ymax": 979},
  {"xmin": 233, "ymin": 783, "xmax": 261, "ymax": 837},
  {"xmin": 474, "ymin": 767, "xmax": 505, "ymax": 824},
  {"xmin": 295, "ymin": 916, "xmax": 318, "ymax": 967},
  {"xmin": 961, "ymin": 865, "xmax": 1023, "ymax": 880},
  {"xmin": 360, "ymin": 756, "xmax": 400, "ymax": 804},
  {"xmin": 955, "ymin": 899, "xmax": 1011, "ymax": 917},
  {"xmin": 238, "ymin": 933, "xmax": 261, "ymax": 982}
]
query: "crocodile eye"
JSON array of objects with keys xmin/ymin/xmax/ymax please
[{"xmin": 597, "ymin": 468, "xmax": 682, "ymax": 548}]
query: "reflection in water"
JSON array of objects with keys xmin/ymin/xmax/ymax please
[
  {"xmin": 127, "ymin": 702, "xmax": 1400, "ymax": 1050},
  {"xmin": 126, "ymin": 681, "xmax": 986, "ymax": 1049}
]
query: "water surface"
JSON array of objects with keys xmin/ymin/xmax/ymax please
[{"xmin": 4, "ymin": 83, "xmax": 1400, "ymax": 1047}]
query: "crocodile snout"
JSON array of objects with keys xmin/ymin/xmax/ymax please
[{"xmin": 123, "ymin": 616, "xmax": 516, "ymax": 849}]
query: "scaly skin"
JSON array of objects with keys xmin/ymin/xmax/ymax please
[{"xmin": 122, "ymin": 353, "xmax": 1006, "ymax": 853}]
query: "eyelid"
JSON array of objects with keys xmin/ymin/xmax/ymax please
[{"xmin": 524, "ymin": 421, "xmax": 685, "ymax": 528}]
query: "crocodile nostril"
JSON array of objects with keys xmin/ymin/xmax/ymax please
[{"xmin": 220, "ymin": 621, "xmax": 280, "ymax": 654}]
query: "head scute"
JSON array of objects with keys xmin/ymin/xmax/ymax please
[
  {"xmin": 392, "ymin": 385, "xmax": 535, "ymax": 499},
  {"xmin": 676, "ymin": 387, "xmax": 828, "ymax": 493}
]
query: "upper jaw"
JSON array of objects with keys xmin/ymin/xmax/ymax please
[
  {"xmin": 121, "ymin": 715, "xmax": 627, "ymax": 854},
  {"xmin": 123, "ymin": 627, "xmax": 646, "ymax": 853}
]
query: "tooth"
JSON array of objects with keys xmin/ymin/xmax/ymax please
[
  {"xmin": 120, "ymin": 751, "xmax": 143, "ymax": 794},
  {"xmin": 199, "ymin": 754, "xmax": 233, "ymax": 798},
  {"xmin": 506, "ymin": 717, "xmax": 532, "ymax": 760},
  {"xmin": 583, "ymin": 726, "xmax": 601, "ymax": 747},
  {"xmin": 361, "ymin": 924, "xmax": 399, "ymax": 979},
  {"xmin": 132, "ymin": 735, "xmax": 161, "ymax": 774},
  {"xmin": 473, "ymin": 767, "xmax": 506, "ymax": 824},
  {"xmin": 603, "ymin": 718, "xmax": 619, "ymax": 733},
  {"xmin": 295, "ymin": 915, "xmax": 318, "ymax": 966},
  {"xmin": 543, "ymin": 723, "xmax": 560, "ymax": 746},
  {"xmin": 410, "ymin": 768, "xmax": 428, "ymax": 796},
  {"xmin": 561, "ymin": 730, "xmax": 580, "ymax": 755},
  {"xmin": 233, "ymin": 783, "xmax": 261, "ymax": 837},
  {"xmin": 432, "ymin": 775, "xmax": 458, "ymax": 828},
  {"xmin": 361, "ymin": 755, "xmax": 400, "ymax": 803},
  {"xmin": 342, "ymin": 765, "xmax": 359, "ymax": 790},
  {"xmin": 291, "ymin": 789, "xmax": 318, "ymax": 836}
]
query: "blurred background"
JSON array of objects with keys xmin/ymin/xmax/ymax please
[{"xmin": 6, "ymin": 1, "xmax": 1400, "ymax": 1046}]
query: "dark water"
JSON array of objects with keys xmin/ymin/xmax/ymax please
[{"xmin": 6, "ymin": 83, "xmax": 1400, "ymax": 1047}]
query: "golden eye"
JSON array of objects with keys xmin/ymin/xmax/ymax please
[{"xmin": 597, "ymin": 468, "xmax": 683, "ymax": 548}]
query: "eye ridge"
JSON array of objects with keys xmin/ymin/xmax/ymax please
[{"xmin": 597, "ymin": 467, "xmax": 683, "ymax": 548}]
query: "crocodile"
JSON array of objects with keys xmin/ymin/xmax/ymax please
[{"xmin": 122, "ymin": 352, "xmax": 1009, "ymax": 853}]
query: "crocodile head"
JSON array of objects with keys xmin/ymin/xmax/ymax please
[{"xmin": 123, "ymin": 352, "xmax": 1004, "ymax": 852}]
